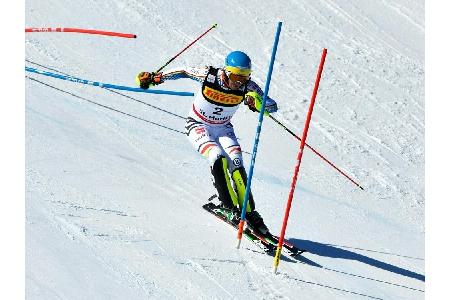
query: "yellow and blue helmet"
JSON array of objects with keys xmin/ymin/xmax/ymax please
[{"xmin": 224, "ymin": 51, "xmax": 251, "ymax": 76}]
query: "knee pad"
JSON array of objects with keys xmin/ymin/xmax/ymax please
[
  {"xmin": 225, "ymin": 146, "xmax": 243, "ymax": 172},
  {"xmin": 207, "ymin": 146, "xmax": 226, "ymax": 166}
]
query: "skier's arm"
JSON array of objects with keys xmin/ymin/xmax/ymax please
[
  {"xmin": 162, "ymin": 66, "xmax": 208, "ymax": 83},
  {"xmin": 136, "ymin": 66, "xmax": 208, "ymax": 89},
  {"xmin": 245, "ymin": 80, "xmax": 278, "ymax": 113}
]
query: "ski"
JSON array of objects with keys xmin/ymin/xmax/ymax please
[
  {"xmin": 202, "ymin": 202, "xmax": 276, "ymax": 254},
  {"xmin": 203, "ymin": 201, "xmax": 306, "ymax": 258},
  {"xmin": 244, "ymin": 225, "xmax": 307, "ymax": 257},
  {"xmin": 263, "ymin": 234, "xmax": 307, "ymax": 257}
]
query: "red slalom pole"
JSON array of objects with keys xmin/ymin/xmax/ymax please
[
  {"xmin": 273, "ymin": 48, "xmax": 328, "ymax": 274},
  {"xmin": 25, "ymin": 27, "xmax": 137, "ymax": 38}
]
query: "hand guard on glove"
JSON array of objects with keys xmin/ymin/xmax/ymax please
[
  {"xmin": 244, "ymin": 91, "xmax": 269, "ymax": 116},
  {"xmin": 136, "ymin": 71, "xmax": 163, "ymax": 89}
]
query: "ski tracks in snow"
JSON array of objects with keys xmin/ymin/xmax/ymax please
[
  {"xmin": 185, "ymin": 259, "xmax": 235, "ymax": 298},
  {"xmin": 26, "ymin": 0, "xmax": 424, "ymax": 298}
]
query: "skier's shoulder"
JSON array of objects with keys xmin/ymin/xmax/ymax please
[
  {"xmin": 246, "ymin": 80, "xmax": 265, "ymax": 95},
  {"xmin": 246, "ymin": 79, "xmax": 259, "ymax": 89}
]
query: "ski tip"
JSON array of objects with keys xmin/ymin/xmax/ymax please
[
  {"xmin": 207, "ymin": 194, "xmax": 218, "ymax": 202},
  {"xmin": 202, "ymin": 202, "xmax": 215, "ymax": 209}
]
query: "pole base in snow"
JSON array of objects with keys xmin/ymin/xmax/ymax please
[
  {"xmin": 236, "ymin": 239, "xmax": 242, "ymax": 249},
  {"xmin": 236, "ymin": 220, "xmax": 245, "ymax": 249},
  {"xmin": 273, "ymin": 246, "xmax": 282, "ymax": 274}
]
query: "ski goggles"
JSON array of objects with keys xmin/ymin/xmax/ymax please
[
  {"xmin": 225, "ymin": 65, "xmax": 251, "ymax": 76},
  {"xmin": 225, "ymin": 70, "xmax": 250, "ymax": 83}
]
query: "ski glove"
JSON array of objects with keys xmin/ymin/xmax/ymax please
[
  {"xmin": 136, "ymin": 71, "xmax": 163, "ymax": 89},
  {"xmin": 244, "ymin": 91, "xmax": 269, "ymax": 116}
]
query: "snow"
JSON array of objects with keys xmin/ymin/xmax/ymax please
[{"xmin": 22, "ymin": 0, "xmax": 426, "ymax": 299}]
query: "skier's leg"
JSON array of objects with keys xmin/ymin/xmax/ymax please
[
  {"xmin": 225, "ymin": 147, "xmax": 267, "ymax": 234},
  {"xmin": 218, "ymin": 124, "xmax": 268, "ymax": 234},
  {"xmin": 210, "ymin": 155, "xmax": 239, "ymax": 209},
  {"xmin": 231, "ymin": 167, "xmax": 255, "ymax": 212},
  {"xmin": 218, "ymin": 124, "xmax": 255, "ymax": 212},
  {"xmin": 186, "ymin": 119, "xmax": 239, "ymax": 209}
]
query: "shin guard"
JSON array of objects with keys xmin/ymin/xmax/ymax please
[
  {"xmin": 231, "ymin": 167, "xmax": 255, "ymax": 212},
  {"xmin": 211, "ymin": 156, "xmax": 239, "ymax": 208}
]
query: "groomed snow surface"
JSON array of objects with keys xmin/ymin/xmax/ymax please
[{"xmin": 25, "ymin": 0, "xmax": 424, "ymax": 299}]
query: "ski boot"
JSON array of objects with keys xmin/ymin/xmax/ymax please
[
  {"xmin": 219, "ymin": 204, "xmax": 241, "ymax": 225},
  {"xmin": 245, "ymin": 210, "xmax": 269, "ymax": 236}
]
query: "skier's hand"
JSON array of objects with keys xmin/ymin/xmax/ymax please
[
  {"xmin": 244, "ymin": 92, "xmax": 269, "ymax": 116},
  {"xmin": 136, "ymin": 71, "xmax": 163, "ymax": 89},
  {"xmin": 244, "ymin": 95, "xmax": 258, "ymax": 112}
]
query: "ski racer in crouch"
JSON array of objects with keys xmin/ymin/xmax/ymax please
[{"xmin": 136, "ymin": 51, "xmax": 278, "ymax": 235}]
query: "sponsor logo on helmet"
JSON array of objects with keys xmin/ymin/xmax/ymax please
[{"xmin": 203, "ymin": 86, "xmax": 243, "ymax": 105}]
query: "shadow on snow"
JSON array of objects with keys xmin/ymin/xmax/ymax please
[{"xmin": 290, "ymin": 239, "xmax": 425, "ymax": 282}]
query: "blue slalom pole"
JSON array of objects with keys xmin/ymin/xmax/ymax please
[
  {"xmin": 236, "ymin": 22, "xmax": 282, "ymax": 248},
  {"xmin": 25, "ymin": 66, "xmax": 194, "ymax": 97}
]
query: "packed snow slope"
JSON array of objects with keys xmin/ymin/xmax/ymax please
[{"xmin": 25, "ymin": 0, "xmax": 425, "ymax": 299}]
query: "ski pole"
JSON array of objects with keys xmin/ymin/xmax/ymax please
[
  {"xmin": 156, "ymin": 23, "xmax": 217, "ymax": 73},
  {"xmin": 236, "ymin": 22, "xmax": 282, "ymax": 249},
  {"xmin": 25, "ymin": 27, "xmax": 136, "ymax": 38},
  {"xmin": 26, "ymin": 59, "xmax": 188, "ymax": 119},
  {"xmin": 273, "ymin": 49, "xmax": 328, "ymax": 274},
  {"xmin": 269, "ymin": 114, "xmax": 364, "ymax": 190},
  {"xmin": 26, "ymin": 76, "xmax": 185, "ymax": 134},
  {"xmin": 26, "ymin": 66, "xmax": 194, "ymax": 97}
]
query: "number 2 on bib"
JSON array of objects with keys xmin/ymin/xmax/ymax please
[{"xmin": 212, "ymin": 107, "xmax": 224, "ymax": 115}]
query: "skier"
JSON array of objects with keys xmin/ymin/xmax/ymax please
[{"xmin": 136, "ymin": 51, "xmax": 277, "ymax": 235}]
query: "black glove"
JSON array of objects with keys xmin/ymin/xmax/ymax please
[{"xmin": 136, "ymin": 71, "xmax": 163, "ymax": 89}]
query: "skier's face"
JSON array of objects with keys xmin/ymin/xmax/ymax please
[{"xmin": 224, "ymin": 70, "xmax": 250, "ymax": 90}]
